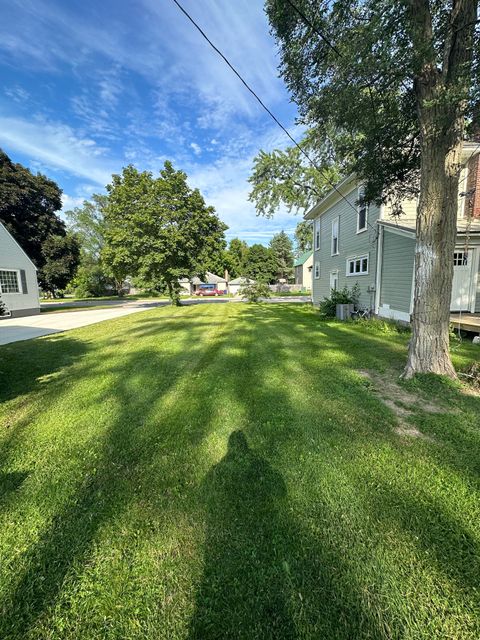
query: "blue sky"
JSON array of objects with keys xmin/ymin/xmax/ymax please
[{"xmin": 0, "ymin": 0, "xmax": 303, "ymax": 245}]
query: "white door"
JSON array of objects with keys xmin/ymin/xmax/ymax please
[{"xmin": 450, "ymin": 250, "xmax": 473, "ymax": 311}]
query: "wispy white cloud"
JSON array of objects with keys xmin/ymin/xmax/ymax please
[
  {"xmin": 4, "ymin": 85, "xmax": 30, "ymax": 103},
  {"xmin": 190, "ymin": 142, "xmax": 202, "ymax": 156},
  {"xmin": 0, "ymin": 115, "xmax": 117, "ymax": 186}
]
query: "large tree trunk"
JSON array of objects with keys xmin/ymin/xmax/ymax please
[
  {"xmin": 403, "ymin": 140, "xmax": 461, "ymax": 379},
  {"xmin": 403, "ymin": 0, "xmax": 477, "ymax": 379}
]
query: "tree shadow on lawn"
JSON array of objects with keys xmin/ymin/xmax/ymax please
[
  {"xmin": 0, "ymin": 334, "xmax": 88, "ymax": 405},
  {"xmin": 0, "ymin": 306, "xmax": 238, "ymax": 638},
  {"xmin": 1, "ymin": 303, "xmax": 478, "ymax": 638}
]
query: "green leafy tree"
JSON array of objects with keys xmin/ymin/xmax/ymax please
[
  {"xmin": 39, "ymin": 234, "xmax": 81, "ymax": 297},
  {"xmin": 0, "ymin": 149, "xmax": 65, "ymax": 268},
  {"xmin": 244, "ymin": 244, "xmax": 277, "ymax": 283},
  {"xmin": 72, "ymin": 259, "xmax": 112, "ymax": 298},
  {"xmin": 225, "ymin": 238, "xmax": 250, "ymax": 278},
  {"xmin": 240, "ymin": 281, "xmax": 272, "ymax": 303},
  {"xmin": 265, "ymin": 0, "xmax": 479, "ymax": 378},
  {"xmin": 269, "ymin": 231, "xmax": 294, "ymax": 281},
  {"xmin": 294, "ymin": 220, "xmax": 312, "ymax": 255},
  {"xmin": 248, "ymin": 130, "xmax": 342, "ymax": 217},
  {"xmin": 65, "ymin": 195, "xmax": 107, "ymax": 261},
  {"xmin": 103, "ymin": 162, "xmax": 227, "ymax": 305}
]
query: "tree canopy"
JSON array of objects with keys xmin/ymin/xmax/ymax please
[
  {"xmin": 39, "ymin": 234, "xmax": 81, "ymax": 296},
  {"xmin": 265, "ymin": 0, "xmax": 479, "ymax": 378},
  {"xmin": 243, "ymin": 244, "xmax": 277, "ymax": 283},
  {"xmin": 102, "ymin": 162, "xmax": 227, "ymax": 305},
  {"xmin": 0, "ymin": 149, "xmax": 65, "ymax": 267},
  {"xmin": 65, "ymin": 195, "xmax": 108, "ymax": 261},
  {"xmin": 248, "ymin": 129, "xmax": 342, "ymax": 217},
  {"xmin": 294, "ymin": 220, "xmax": 312, "ymax": 255},
  {"xmin": 269, "ymin": 231, "xmax": 294, "ymax": 281}
]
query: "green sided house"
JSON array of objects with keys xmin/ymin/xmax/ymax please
[{"xmin": 305, "ymin": 142, "xmax": 480, "ymax": 321}]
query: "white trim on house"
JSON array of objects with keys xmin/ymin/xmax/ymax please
[
  {"xmin": 378, "ymin": 304, "xmax": 411, "ymax": 323},
  {"xmin": 374, "ymin": 225, "xmax": 384, "ymax": 314},
  {"xmin": 346, "ymin": 254, "xmax": 369, "ymax": 276},
  {"xmin": 329, "ymin": 270, "xmax": 339, "ymax": 291},
  {"xmin": 378, "ymin": 222, "xmax": 415, "ymax": 238},
  {"xmin": 331, "ymin": 217, "xmax": 339, "ymax": 256},
  {"xmin": 0, "ymin": 268, "xmax": 22, "ymax": 294},
  {"xmin": 314, "ymin": 218, "xmax": 321, "ymax": 251},
  {"xmin": 471, "ymin": 247, "xmax": 480, "ymax": 313}
]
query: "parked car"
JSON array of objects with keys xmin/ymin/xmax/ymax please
[{"xmin": 196, "ymin": 288, "xmax": 225, "ymax": 296}]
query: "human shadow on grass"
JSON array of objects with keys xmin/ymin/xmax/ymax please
[{"xmin": 188, "ymin": 430, "xmax": 297, "ymax": 640}]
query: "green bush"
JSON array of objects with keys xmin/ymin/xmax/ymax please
[
  {"xmin": 240, "ymin": 281, "xmax": 272, "ymax": 303},
  {"xmin": 0, "ymin": 294, "xmax": 9, "ymax": 317},
  {"xmin": 72, "ymin": 264, "xmax": 112, "ymax": 298},
  {"xmin": 319, "ymin": 284, "xmax": 359, "ymax": 318}
]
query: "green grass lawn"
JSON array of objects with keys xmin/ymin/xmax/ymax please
[{"xmin": 0, "ymin": 304, "xmax": 479, "ymax": 639}]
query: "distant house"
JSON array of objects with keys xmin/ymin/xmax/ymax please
[
  {"xmin": 229, "ymin": 277, "xmax": 255, "ymax": 296},
  {"xmin": 293, "ymin": 251, "xmax": 313, "ymax": 290},
  {"xmin": 0, "ymin": 221, "xmax": 40, "ymax": 317},
  {"xmin": 305, "ymin": 142, "xmax": 480, "ymax": 319},
  {"xmin": 178, "ymin": 272, "xmax": 228, "ymax": 295}
]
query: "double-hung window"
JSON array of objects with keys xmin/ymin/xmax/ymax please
[
  {"xmin": 357, "ymin": 186, "xmax": 368, "ymax": 233},
  {"xmin": 331, "ymin": 217, "xmax": 339, "ymax": 255},
  {"xmin": 314, "ymin": 261, "xmax": 320, "ymax": 279},
  {"xmin": 347, "ymin": 255, "xmax": 369, "ymax": 276},
  {"xmin": 314, "ymin": 218, "xmax": 321, "ymax": 251},
  {"xmin": 0, "ymin": 269, "xmax": 20, "ymax": 293}
]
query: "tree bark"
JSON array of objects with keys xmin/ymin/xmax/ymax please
[
  {"xmin": 403, "ymin": 0, "xmax": 478, "ymax": 379},
  {"xmin": 167, "ymin": 281, "xmax": 182, "ymax": 306}
]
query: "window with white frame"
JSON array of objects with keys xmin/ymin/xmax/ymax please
[
  {"xmin": 314, "ymin": 261, "xmax": 320, "ymax": 279},
  {"xmin": 314, "ymin": 218, "xmax": 321, "ymax": 250},
  {"xmin": 329, "ymin": 270, "xmax": 338, "ymax": 291},
  {"xmin": 0, "ymin": 269, "xmax": 20, "ymax": 293},
  {"xmin": 331, "ymin": 217, "xmax": 339, "ymax": 255},
  {"xmin": 357, "ymin": 186, "xmax": 368, "ymax": 233},
  {"xmin": 347, "ymin": 255, "xmax": 369, "ymax": 276}
]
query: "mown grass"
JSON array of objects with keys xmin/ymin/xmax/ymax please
[{"xmin": 0, "ymin": 303, "xmax": 479, "ymax": 639}]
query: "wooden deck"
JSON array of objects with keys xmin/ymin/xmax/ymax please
[{"xmin": 450, "ymin": 313, "xmax": 480, "ymax": 333}]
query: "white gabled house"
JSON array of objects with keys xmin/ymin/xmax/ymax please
[{"xmin": 0, "ymin": 222, "xmax": 40, "ymax": 317}]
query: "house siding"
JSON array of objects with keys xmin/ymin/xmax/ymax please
[
  {"xmin": 0, "ymin": 223, "xmax": 40, "ymax": 317},
  {"xmin": 311, "ymin": 184, "xmax": 380, "ymax": 309},
  {"xmin": 379, "ymin": 230, "xmax": 415, "ymax": 316}
]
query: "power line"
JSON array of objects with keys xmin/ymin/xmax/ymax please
[
  {"xmin": 284, "ymin": 0, "xmax": 342, "ymax": 57},
  {"xmin": 170, "ymin": 0, "xmax": 363, "ymax": 222}
]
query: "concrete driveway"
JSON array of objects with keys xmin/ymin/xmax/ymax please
[{"xmin": 0, "ymin": 300, "xmax": 168, "ymax": 345}]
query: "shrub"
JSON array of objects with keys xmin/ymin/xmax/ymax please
[
  {"xmin": 240, "ymin": 281, "xmax": 271, "ymax": 303},
  {"xmin": 319, "ymin": 286, "xmax": 356, "ymax": 318},
  {"xmin": 0, "ymin": 294, "xmax": 9, "ymax": 317}
]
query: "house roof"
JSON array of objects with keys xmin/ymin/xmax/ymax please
[
  {"xmin": 205, "ymin": 271, "xmax": 226, "ymax": 284},
  {"xmin": 294, "ymin": 250, "xmax": 313, "ymax": 267},
  {"xmin": 0, "ymin": 221, "xmax": 38, "ymax": 270},
  {"xmin": 229, "ymin": 277, "xmax": 255, "ymax": 285}
]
